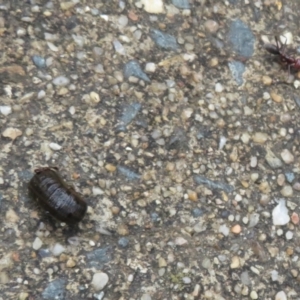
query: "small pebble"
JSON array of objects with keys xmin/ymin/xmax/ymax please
[
  {"xmin": 141, "ymin": 294, "xmax": 152, "ymax": 300},
  {"xmin": 32, "ymin": 237, "xmax": 43, "ymax": 250},
  {"xmin": 182, "ymin": 277, "xmax": 191, "ymax": 284},
  {"xmin": 293, "ymin": 182, "xmax": 300, "ymax": 191},
  {"xmin": 281, "ymin": 149, "xmax": 294, "ymax": 164},
  {"xmin": 262, "ymin": 75, "xmax": 272, "ymax": 85},
  {"xmin": 175, "ymin": 237, "xmax": 188, "ymax": 246},
  {"xmin": 285, "ymin": 231, "xmax": 293, "ymax": 240},
  {"xmin": 265, "ymin": 149, "xmax": 282, "ymax": 169},
  {"xmin": 215, "ymin": 82, "xmax": 223, "ymax": 93},
  {"xmin": 145, "ymin": 62, "xmax": 156, "ymax": 73},
  {"xmin": 2, "ymin": 127, "xmax": 22, "ymax": 140},
  {"xmin": 280, "ymin": 185, "xmax": 293, "ymax": 197},
  {"xmin": 230, "ymin": 256, "xmax": 240, "ymax": 268},
  {"xmin": 252, "ymin": 132, "xmax": 268, "ymax": 144},
  {"xmin": 219, "ymin": 224, "xmax": 229, "ymax": 236},
  {"xmin": 291, "ymin": 212, "xmax": 299, "ymax": 225},
  {"xmin": 250, "ymin": 291, "xmax": 258, "ymax": 299},
  {"xmin": 158, "ymin": 257, "xmax": 167, "ymax": 267},
  {"xmin": 0, "ymin": 106, "xmax": 12, "ymax": 116},
  {"xmin": 187, "ymin": 190, "xmax": 197, "ymax": 201},
  {"xmin": 141, "ymin": 0, "xmax": 164, "ymax": 13},
  {"xmin": 118, "ymin": 237, "xmax": 129, "ymax": 248},
  {"xmin": 192, "ymin": 208, "xmax": 204, "ymax": 218},
  {"xmin": 92, "ymin": 272, "xmax": 109, "ymax": 291},
  {"xmin": 66, "ymin": 258, "xmax": 76, "ymax": 268},
  {"xmin": 52, "ymin": 76, "xmax": 70, "ymax": 86},
  {"xmin": 204, "ymin": 20, "xmax": 219, "ymax": 33},
  {"xmin": 272, "ymin": 200, "xmax": 290, "ymax": 226},
  {"xmin": 270, "ymin": 92, "xmax": 282, "ymax": 103},
  {"xmin": 275, "ymin": 291, "xmax": 287, "ymax": 300},
  {"xmin": 231, "ymin": 224, "xmax": 242, "ymax": 234},
  {"xmin": 51, "ymin": 243, "xmax": 66, "ymax": 256},
  {"xmin": 49, "ymin": 143, "xmax": 62, "ymax": 151}
]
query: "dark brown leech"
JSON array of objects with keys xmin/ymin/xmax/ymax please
[{"xmin": 28, "ymin": 167, "xmax": 87, "ymax": 223}]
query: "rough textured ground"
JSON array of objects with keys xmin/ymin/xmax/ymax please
[{"xmin": 1, "ymin": 0, "xmax": 300, "ymax": 299}]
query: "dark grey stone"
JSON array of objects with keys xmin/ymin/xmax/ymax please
[
  {"xmin": 42, "ymin": 279, "xmax": 66, "ymax": 300},
  {"xmin": 228, "ymin": 19, "xmax": 254, "ymax": 58},
  {"xmin": 86, "ymin": 246, "xmax": 113, "ymax": 268},
  {"xmin": 118, "ymin": 237, "xmax": 129, "ymax": 248},
  {"xmin": 194, "ymin": 175, "xmax": 234, "ymax": 193},
  {"xmin": 192, "ymin": 208, "xmax": 205, "ymax": 218},
  {"xmin": 32, "ymin": 55, "xmax": 46, "ymax": 68},
  {"xmin": 228, "ymin": 61, "xmax": 245, "ymax": 85},
  {"xmin": 123, "ymin": 60, "xmax": 150, "ymax": 82},
  {"xmin": 117, "ymin": 166, "xmax": 141, "ymax": 181},
  {"xmin": 150, "ymin": 29, "xmax": 178, "ymax": 51},
  {"xmin": 119, "ymin": 102, "xmax": 141, "ymax": 126},
  {"xmin": 285, "ymin": 172, "xmax": 295, "ymax": 183}
]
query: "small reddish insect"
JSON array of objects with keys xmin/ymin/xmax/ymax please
[{"xmin": 264, "ymin": 36, "xmax": 300, "ymax": 73}]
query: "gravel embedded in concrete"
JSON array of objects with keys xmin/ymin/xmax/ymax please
[{"xmin": 1, "ymin": 1, "xmax": 300, "ymax": 299}]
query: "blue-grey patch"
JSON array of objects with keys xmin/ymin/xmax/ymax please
[
  {"xmin": 118, "ymin": 237, "xmax": 129, "ymax": 248},
  {"xmin": 42, "ymin": 279, "xmax": 66, "ymax": 300},
  {"xmin": 228, "ymin": 61, "xmax": 245, "ymax": 86},
  {"xmin": 32, "ymin": 55, "xmax": 46, "ymax": 68},
  {"xmin": 86, "ymin": 246, "xmax": 113, "ymax": 268},
  {"xmin": 117, "ymin": 166, "xmax": 141, "ymax": 181},
  {"xmin": 192, "ymin": 208, "xmax": 205, "ymax": 218},
  {"xmin": 119, "ymin": 102, "xmax": 141, "ymax": 126},
  {"xmin": 228, "ymin": 20, "xmax": 254, "ymax": 58},
  {"xmin": 285, "ymin": 172, "xmax": 295, "ymax": 183},
  {"xmin": 150, "ymin": 29, "xmax": 178, "ymax": 51},
  {"xmin": 194, "ymin": 175, "xmax": 234, "ymax": 193},
  {"xmin": 172, "ymin": 0, "xmax": 190, "ymax": 9},
  {"xmin": 123, "ymin": 60, "xmax": 150, "ymax": 82},
  {"xmin": 18, "ymin": 169, "xmax": 34, "ymax": 181}
]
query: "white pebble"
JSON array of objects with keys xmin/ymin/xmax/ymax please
[
  {"xmin": 271, "ymin": 270, "xmax": 278, "ymax": 281},
  {"xmin": 277, "ymin": 229, "xmax": 283, "ymax": 236},
  {"xmin": 241, "ymin": 132, "xmax": 250, "ymax": 144},
  {"xmin": 281, "ymin": 149, "xmax": 294, "ymax": 164},
  {"xmin": 0, "ymin": 105, "xmax": 12, "ymax": 116},
  {"xmin": 248, "ymin": 213, "xmax": 259, "ymax": 228},
  {"xmin": 175, "ymin": 237, "xmax": 188, "ymax": 246},
  {"xmin": 51, "ymin": 243, "xmax": 66, "ymax": 256},
  {"xmin": 215, "ymin": 82, "xmax": 224, "ymax": 93},
  {"xmin": 250, "ymin": 156, "xmax": 257, "ymax": 168},
  {"xmin": 219, "ymin": 224, "xmax": 229, "ymax": 236},
  {"xmin": 113, "ymin": 39, "xmax": 126, "ymax": 55},
  {"xmin": 145, "ymin": 62, "xmax": 156, "ymax": 73},
  {"xmin": 242, "ymin": 217, "xmax": 248, "ymax": 224},
  {"xmin": 182, "ymin": 277, "xmax": 191, "ymax": 284},
  {"xmin": 219, "ymin": 136, "xmax": 227, "ymax": 150},
  {"xmin": 275, "ymin": 291, "xmax": 287, "ymax": 300},
  {"xmin": 272, "ymin": 199, "xmax": 290, "ymax": 226},
  {"xmin": 37, "ymin": 90, "xmax": 46, "ymax": 99},
  {"xmin": 285, "ymin": 230, "xmax": 293, "ymax": 240},
  {"xmin": 32, "ymin": 237, "xmax": 43, "ymax": 250},
  {"xmin": 280, "ymin": 32, "xmax": 293, "ymax": 45},
  {"xmin": 52, "ymin": 76, "xmax": 70, "ymax": 86},
  {"xmin": 92, "ymin": 187, "xmax": 104, "ymax": 196},
  {"xmin": 69, "ymin": 106, "xmax": 75, "ymax": 115},
  {"xmin": 141, "ymin": 0, "xmax": 164, "ymax": 13},
  {"xmin": 118, "ymin": 15, "xmax": 128, "ymax": 27},
  {"xmin": 250, "ymin": 291, "xmax": 258, "ymax": 299},
  {"xmin": 49, "ymin": 142, "xmax": 62, "ymax": 151},
  {"xmin": 92, "ymin": 272, "xmax": 109, "ymax": 291}
]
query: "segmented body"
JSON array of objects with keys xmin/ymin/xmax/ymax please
[{"xmin": 28, "ymin": 167, "xmax": 87, "ymax": 223}]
